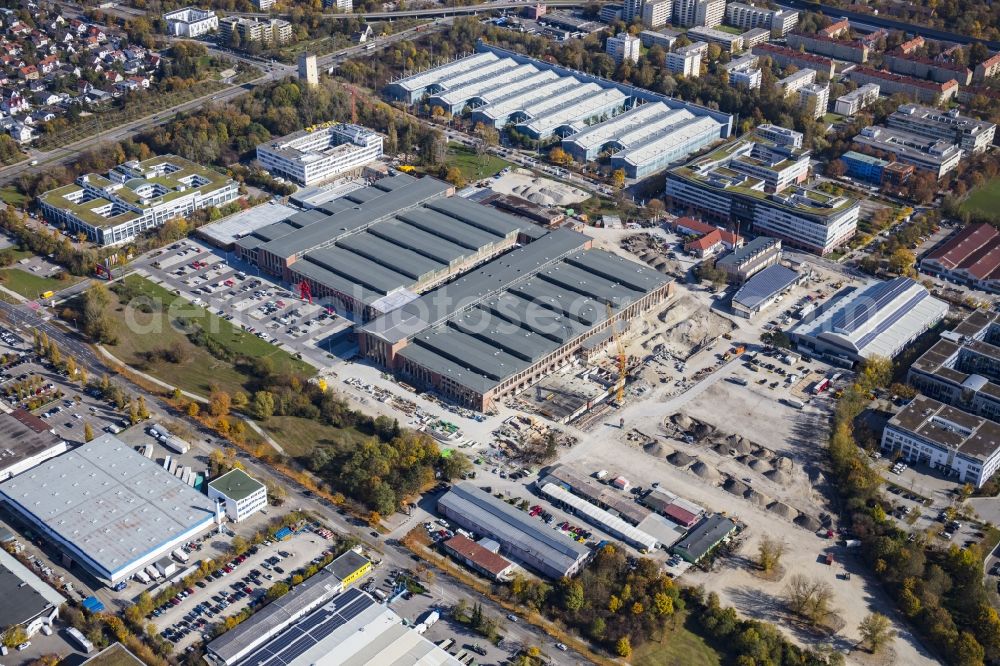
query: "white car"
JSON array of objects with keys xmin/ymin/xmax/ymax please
[{"xmin": 17, "ymin": 642, "xmax": 31, "ymax": 651}]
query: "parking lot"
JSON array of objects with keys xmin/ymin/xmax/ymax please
[
  {"xmin": 147, "ymin": 529, "xmax": 333, "ymax": 651},
  {"xmin": 134, "ymin": 240, "xmax": 354, "ymax": 364}
]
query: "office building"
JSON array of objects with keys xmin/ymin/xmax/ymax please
[
  {"xmin": 840, "ymin": 150, "xmax": 889, "ymax": 184},
  {"xmin": 723, "ymin": 53, "xmax": 761, "ymax": 90},
  {"xmin": 834, "ymin": 83, "xmax": 880, "ymax": 116},
  {"xmin": 163, "ymin": 8, "xmax": 218, "ymax": 37},
  {"xmin": 730, "ymin": 264, "xmax": 801, "ymax": 318},
  {"xmin": 753, "ymin": 43, "xmax": 835, "ymax": 77},
  {"xmin": 358, "ymin": 228, "xmax": 673, "ymax": 411},
  {"xmin": 672, "ymin": 0, "xmax": 724, "ymax": 27},
  {"xmin": 437, "ymin": 483, "xmax": 590, "ymax": 578},
  {"xmin": 688, "ymin": 25, "xmax": 743, "ymax": 52},
  {"xmin": 639, "ymin": 28, "xmax": 680, "ymax": 49},
  {"xmin": 38, "ymin": 155, "xmax": 238, "ymax": 246},
  {"xmin": 852, "ymin": 126, "xmax": 963, "ymax": 179},
  {"xmin": 218, "ymin": 16, "xmax": 292, "ymax": 45},
  {"xmin": 909, "ymin": 311, "xmax": 1000, "ymax": 422},
  {"xmin": 0, "ymin": 435, "xmax": 217, "ymax": 585},
  {"xmin": 887, "ymin": 104, "xmax": 996, "ymax": 155},
  {"xmin": 920, "ymin": 223, "xmax": 1000, "ymax": 294},
  {"xmin": 298, "ymin": 53, "xmax": 318, "ymax": 87},
  {"xmin": 789, "ymin": 277, "xmax": 947, "ymax": 365},
  {"xmin": 606, "ymin": 32, "xmax": 641, "ymax": 64},
  {"xmin": 208, "ymin": 469, "xmax": 268, "ymax": 522},
  {"xmin": 777, "ymin": 68, "xmax": 816, "ymax": 98},
  {"xmin": 799, "ymin": 82, "xmax": 830, "ymax": 120},
  {"xmin": 642, "ymin": 0, "xmax": 672, "ymax": 27},
  {"xmin": 716, "ymin": 236, "xmax": 781, "ymax": 282},
  {"xmin": 206, "ymin": 588, "xmax": 460, "ymax": 666},
  {"xmin": 848, "ymin": 67, "xmax": 958, "ymax": 105},
  {"xmin": 0, "ymin": 548, "xmax": 65, "ymax": 637},
  {"xmin": 881, "ymin": 395, "xmax": 1000, "ymax": 488},
  {"xmin": 666, "ymin": 42, "xmax": 706, "ymax": 77},
  {"xmin": 256, "ymin": 123, "xmax": 383, "ymax": 187},
  {"xmin": 561, "ymin": 102, "xmax": 726, "ymax": 179},
  {"xmin": 0, "ymin": 409, "xmax": 68, "ymax": 482},
  {"xmin": 670, "ymin": 515, "xmax": 736, "ymax": 563}
]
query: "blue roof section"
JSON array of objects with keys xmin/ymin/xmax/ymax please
[{"xmin": 732, "ymin": 264, "xmax": 800, "ymax": 310}]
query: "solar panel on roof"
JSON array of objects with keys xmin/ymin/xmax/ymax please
[
  {"xmin": 831, "ymin": 278, "xmax": 911, "ymax": 334},
  {"xmin": 854, "ymin": 291, "xmax": 927, "ymax": 351}
]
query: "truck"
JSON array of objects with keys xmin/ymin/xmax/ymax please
[
  {"xmin": 133, "ymin": 569, "xmax": 151, "ymax": 584},
  {"xmin": 594, "ymin": 469, "xmax": 608, "ymax": 480},
  {"xmin": 148, "ymin": 423, "xmax": 169, "ymax": 440},
  {"xmin": 163, "ymin": 435, "xmax": 190, "ymax": 454},
  {"xmin": 782, "ymin": 398, "xmax": 805, "ymax": 410},
  {"xmin": 727, "ymin": 377, "xmax": 749, "ymax": 386},
  {"xmin": 782, "ymin": 352, "xmax": 800, "ymax": 365},
  {"xmin": 172, "ymin": 548, "xmax": 190, "ymax": 563},
  {"xmin": 66, "ymin": 627, "xmax": 94, "ymax": 654},
  {"xmin": 418, "ymin": 610, "xmax": 440, "ymax": 628},
  {"xmin": 812, "ymin": 378, "xmax": 830, "ymax": 395}
]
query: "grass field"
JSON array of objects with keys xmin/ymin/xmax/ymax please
[
  {"xmin": 103, "ymin": 275, "xmax": 313, "ymax": 397},
  {"xmin": 262, "ymin": 415, "xmax": 371, "ymax": 460},
  {"xmin": 446, "ymin": 143, "xmax": 513, "ymax": 182},
  {"xmin": 960, "ymin": 177, "xmax": 1000, "ymax": 219},
  {"xmin": 631, "ymin": 616, "xmax": 721, "ymax": 666},
  {"xmin": 0, "ymin": 186, "xmax": 27, "ymax": 207},
  {"xmin": 0, "ymin": 268, "xmax": 77, "ymax": 299}
]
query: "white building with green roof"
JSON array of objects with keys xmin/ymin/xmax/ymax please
[
  {"xmin": 208, "ymin": 469, "xmax": 267, "ymax": 522},
  {"xmin": 38, "ymin": 155, "xmax": 239, "ymax": 246}
]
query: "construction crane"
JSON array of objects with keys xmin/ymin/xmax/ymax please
[{"xmin": 607, "ymin": 302, "xmax": 626, "ymax": 406}]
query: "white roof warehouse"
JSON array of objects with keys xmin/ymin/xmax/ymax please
[{"xmin": 0, "ymin": 435, "xmax": 217, "ymax": 585}]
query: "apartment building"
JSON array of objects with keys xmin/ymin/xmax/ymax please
[
  {"xmin": 666, "ymin": 42, "xmax": 706, "ymax": 77},
  {"xmin": 672, "ymin": 0, "xmax": 724, "ymax": 28},
  {"xmin": 799, "ymin": 83, "xmax": 830, "ymax": 120},
  {"xmin": 641, "ymin": 0, "xmax": 672, "ymax": 27},
  {"xmin": 163, "ymin": 8, "xmax": 218, "ymax": 38},
  {"xmin": 777, "ymin": 68, "xmax": 816, "ymax": 98},
  {"xmin": 606, "ymin": 32, "xmax": 641, "ymax": 64},
  {"xmin": 688, "ymin": 25, "xmax": 743, "ymax": 52},
  {"xmin": 848, "ymin": 67, "xmax": 958, "ymax": 105},
  {"xmin": 834, "ymin": 83, "xmax": 880, "ymax": 116}
]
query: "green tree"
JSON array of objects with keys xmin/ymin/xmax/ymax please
[
  {"xmin": 858, "ymin": 612, "xmax": 896, "ymax": 654},
  {"xmin": 757, "ymin": 534, "xmax": 785, "ymax": 573},
  {"xmin": 561, "ymin": 579, "xmax": 585, "ymax": 613},
  {"xmin": 252, "ymin": 391, "xmax": 275, "ymax": 420}
]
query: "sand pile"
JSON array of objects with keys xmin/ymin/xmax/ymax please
[
  {"xmin": 749, "ymin": 459, "xmax": 773, "ymax": 474},
  {"xmin": 765, "ymin": 469, "xmax": 793, "ymax": 485},
  {"xmin": 767, "ymin": 501, "xmax": 799, "ymax": 520},
  {"xmin": 491, "ymin": 170, "xmax": 590, "ymax": 206},
  {"xmin": 724, "ymin": 478, "xmax": 750, "ymax": 496},
  {"xmin": 746, "ymin": 489, "xmax": 772, "ymax": 508},
  {"xmin": 795, "ymin": 514, "xmax": 822, "ymax": 531},
  {"xmin": 691, "ymin": 461, "xmax": 721, "ymax": 482},
  {"xmin": 774, "ymin": 456, "xmax": 795, "ymax": 472},
  {"xmin": 668, "ymin": 451, "xmax": 695, "ymax": 467}
]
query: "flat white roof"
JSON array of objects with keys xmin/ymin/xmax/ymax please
[
  {"xmin": 393, "ymin": 52, "xmax": 499, "ymax": 93},
  {"xmin": 474, "ymin": 77, "xmax": 579, "ymax": 123},
  {"xmin": 617, "ymin": 115, "xmax": 723, "ymax": 168},
  {"xmin": 520, "ymin": 87, "xmax": 628, "ymax": 136},
  {"xmin": 431, "ymin": 61, "xmax": 533, "ymax": 107},
  {"xmin": 0, "ymin": 435, "xmax": 216, "ymax": 578},
  {"xmin": 564, "ymin": 102, "xmax": 675, "ymax": 152}
]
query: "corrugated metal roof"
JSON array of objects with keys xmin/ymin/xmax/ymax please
[
  {"xmin": 732, "ymin": 264, "xmax": 800, "ymax": 310},
  {"xmin": 540, "ymin": 483, "xmax": 658, "ymax": 551}
]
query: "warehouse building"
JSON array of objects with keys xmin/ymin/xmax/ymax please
[
  {"xmin": 908, "ymin": 311, "xmax": 1000, "ymax": 423},
  {"xmin": 442, "ymin": 534, "xmax": 515, "ymax": 581},
  {"xmin": 920, "ymin": 223, "xmax": 1000, "ymax": 294},
  {"xmin": 539, "ymin": 464, "xmax": 651, "ymax": 526},
  {"xmin": 716, "ymin": 236, "xmax": 782, "ymax": 283},
  {"xmin": 358, "ymin": 229, "xmax": 673, "ymax": 411},
  {"xmin": 0, "ymin": 547, "xmax": 65, "ymax": 637},
  {"xmin": 328, "ymin": 549, "xmax": 372, "ymax": 589},
  {"xmin": 387, "ymin": 45, "xmax": 732, "ymax": 162},
  {"xmin": 561, "ymin": 103, "xmax": 726, "ymax": 179},
  {"xmin": 256, "ymin": 123, "xmax": 383, "ymax": 187},
  {"xmin": 881, "ymin": 395, "xmax": 1000, "ymax": 488},
  {"xmin": 207, "ymin": 588, "xmax": 460, "ymax": 666},
  {"xmin": 38, "ymin": 155, "xmax": 239, "ymax": 246},
  {"xmin": 788, "ymin": 277, "xmax": 947, "ymax": 366},
  {"xmin": 670, "ymin": 515, "xmax": 737, "ymax": 563},
  {"xmin": 0, "ymin": 409, "xmax": 68, "ymax": 482},
  {"xmin": 234, "ymin": 173, "xmax": 545, "ymax": 321},
  {"xmin": 437, "ymin": 483, "xmax": 589, "ymax": 578},
  {"xmin": 852, "ymin": 126, "xmax": 963, "ymax": 179},
  {"xmin": 665, "ymin": 126, "xmax": 860, "ymax": 255},
  {"xmin": 0, "ymin": 435, "xmax": 217, "ymax": 585},
  {"xmin": 541, "ymin": 483, "xmax": 659, "ymax": 552},
  {"xmin": 208, "ymin": 469, "xmax": 268, "ymax": 522},
  {"xmin": 730, "ymin": 264, "xmax": 801, "ymax": 318}
]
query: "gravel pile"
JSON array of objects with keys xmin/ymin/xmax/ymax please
[
  {"xmin": 795, "ymin": 514, "xmax": 822, "ymax": 531},
  {"xmin": 765, "ymin": 469, "xmax": 793, "ymax": 485},
  {"xmin": 767, "ymin": 501, "xmax": 799, "ymax": 520},
  {"xmin": 775, "ymin": 456, "xmax": 795, "ymax": 472},
  {"xmin": 691, "ymin": 461, "xmax": 721, "ymax": 482},
  {"xmin": 724, "ymin": 478, "xmax": 750, "ymax": 496},
  {"xmin": 746, "ymin": 489, "xmax": 772, "ymax": 507},
  {"xmin": 749, "ymin": 459, "xmax": 773, "ymax": 474},
  {"xmin": 644, "ymin": 441, "xmax": 671, "ymax": 458},
  {"xmin": 668, "ymin": 451, "xmax": 695, "ymax": 467}
]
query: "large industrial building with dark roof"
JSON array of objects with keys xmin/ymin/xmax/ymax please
[
  {"xmin": 234, "ymin": 173, "xmax": 546, "ymax": 320},
  {"xmin": 358, "ymin": 227, "xmax": 673, "ymax": 411}
]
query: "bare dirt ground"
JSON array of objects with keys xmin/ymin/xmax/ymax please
[{"xmin": 490, "ymin": 169, "xmax": 590, "ymax": 206}]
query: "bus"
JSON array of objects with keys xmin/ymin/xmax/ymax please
[{"xmin": 40, "ymin": 290, "xmax": 54, "ymax": 299}]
